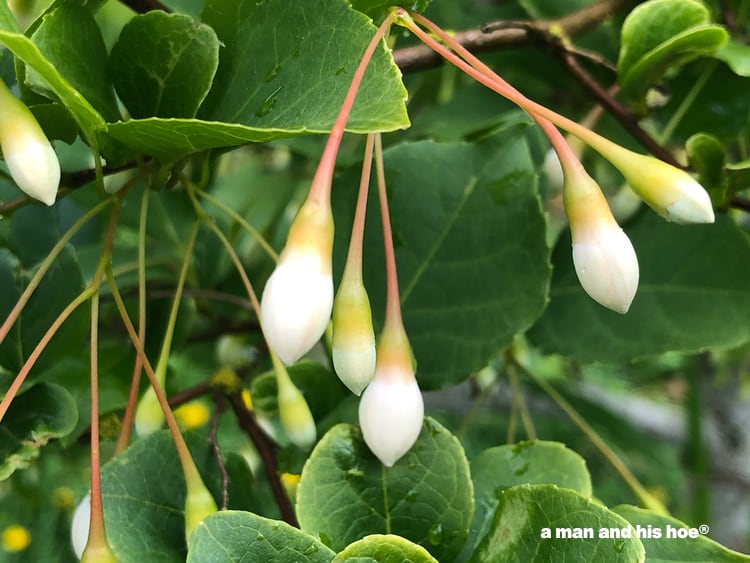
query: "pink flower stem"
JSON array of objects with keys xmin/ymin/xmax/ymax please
[
  {"xmin": 407, "ymin": 11, "xmax": 584, "ymax": 176},
  {"xmin": 373, "ymin": 133, "xmax": 404, "ymax": 333},
  {"xmin": 106, "ymin": 268, "xmax": 205, "ymax": 491},
  {"xmin": 307, "ymin": 12, "xmax": 397, "ymax": 205},
  {"xmin": 343, "ymin": 133, "xmax": 376, "ymax": 278},
  {"xmin": 395, "ymin": 9, "xmax": 624, "ymax": 164}
]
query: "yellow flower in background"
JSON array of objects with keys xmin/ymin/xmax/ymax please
[
  {"xmin": 2, "ymin": 525, "xmax": 31, "ymax": 553},
  {"xmin": 174, "ymin": 401, "xmax": 211, "ymax": 430}
]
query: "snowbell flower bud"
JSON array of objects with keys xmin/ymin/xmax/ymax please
[
  {"xmin": 332, "ymin": 270, "xmax": 376, "ymax": 396},
  {"xmin": 260, "ymin": 198, "xmax": 334, "ymax": 365},
  {"xmin": 564, "ymin": 168, "xmax": 639, "ymax": 314},
  {"xmin": 273, "ymin": 353, "xmax": 317, "ymax": 449},
  {"xmin": 0, "ymin": 79, "xmax": 60, "ymax": 206},
  {"xmin": 134, "ymin": 386, "xmax": 164, "ymax": 437},
  {"xmin": 71, "ymin": 493, "xmax": 90, "ymax": 560},
  {"xmin": 597, "ymin": 143, "xmax": 714, "ymax": 224},
  {"xmin": 359, "ymin": 324, "xmax": 424, "ymax": 467},
  {"xmin": 184, "ymin": 483, "xmax": 217, "ymax": 543}
]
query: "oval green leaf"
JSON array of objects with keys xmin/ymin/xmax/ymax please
[
  {"xmin": 29, "ymin": 4, "xmax": 120, "ymax": 122},
  {"xmin": 187, "ymin": 510, "xmax": 335, "ymax": 563},
  {"xmin": 471, "ymin": 484, "xmax": 645, "ymax": 562},
  {"xmin": 0, "ymin": 382, "xmax": 78, "ymax": 480},
  {"xmin": 296, "ymin": 418, "xmax": 474, "ymax": 562},
  {"xmin": 101, "ymin": 430, "xmax": 253, "ymax": 562},
  {"xmin": 332, "ymin": 534, "xmax": 438, "ymax": 563},
  {"xmin": 109, "ymin": 12, "xmax": 219, "ymax": 119},
  {"xmin": 200, "ymin": 0, "xmax": 408, "ymax": 132},
  {"xmin": 613, "ymin": 505, "xmax": 750, "ymax": 562},
  {"xmin": 460, "ymin": 441, "xmax": 592, "ymax": 561},
  {"xmin": 617, "ymin": 0, "xmax": 727, "ymax": 104}
]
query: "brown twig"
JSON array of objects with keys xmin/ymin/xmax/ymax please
[
  {"xmin": 392, "ymin": 0, "xmax": 636, "ymax": 72},
  {"xmin": 552, "ymin": 50, "xmax": 683, "ymax": 168},
  {"xmin": 226, "ymin": 392, "xmax": 298, "ymax": 527},
  {"xmin": 730, "ymin": 196, "xmax": 750, "ymax": 213}
]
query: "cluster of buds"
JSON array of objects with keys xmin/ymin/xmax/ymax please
[
  {"xmin": 0, "ymin": 79, "xmax": 60, "ymax": 206},
  {"xmin": 393, "ymin": 8, "xmax": 715, "ymax": 315},
  {"xmin": 259, "ymin": 13, "xmax": 423, "ymax": 466}
]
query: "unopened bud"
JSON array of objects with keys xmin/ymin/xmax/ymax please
[
  {"xmin": 134, "ymin": 387, "xmax": 164, "ymax": 437},
  {"xmin": 274, "ymin": 355, "xmax": 316, "ymax": 449},
  {"xmin": 71, "ymin": 493, "xmax": 90, "ymax": 560},
  {"xmin": 565, "ymin": 170, "xmax": 639, "ymax": 314},
  {"xmin": 184, "ymin": 483, "xmax": 217, "ymax": 543},
  {"xmin": 599, "ymin": 144, "xmax": 714, "ymax": 224},
  {"xmin": 332, "ymin": 272, "xmax": 376, "ymax": 395},
  {"xmin": 261, "ymin": 199, "xmax": 334, "ymax": 365},
  {"xmin": 359, "ymin": 324, "xmax": 423, "ymax": 467},
  {"xmin": 0, "ymin": 79, "xmax": 60, "ymax": 206}
]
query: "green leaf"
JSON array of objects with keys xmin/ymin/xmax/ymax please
[
  {"xmin": 0, "ymin": 245, "xmax": 87, "ymax": 375},
  {"xmin": 109, "ymin": 12, "xmax": 219, "ymax": 119},
  {"xmin": 715, "ymin": 40, "xmax": 750, "ymax": 77},
  {"xmin": 613, "ymin": 505, "xmax": 750, "ymax": 562},
  {"xmin": 0, "ymin": 28, "xmax": 106, "ymax": 144},
  {"xmin": 186, "ymin": 510, "xmax": 335, "ymax": 563},
  {"xmin": 333, "ymin": 125, "xmax": 550, "ymax": 389},
  {"xmin": 101, "ymin": 429, "xmax": 252, "ymax": 562},
  {"xmin": 529, "ymin": 213, "xmax": 750, "ymax": 363},
  {"xmin": 617, "ymin": 0, "xmax": 727, "ymax": 106},
  {"xmin": 685, "ymin": 133, "xmax": 726, "ymax": 203},
  {"xmin": 200, "ymin": 0, "xmax": 408, "ymax": 132},
  {"xmin": 349, "ymin": 0, "xmax": 432, "ymax": 19},
  {"xmin": 332, "ymin": 534, "xmax": 438, "ymax": 562},
  {"xmin": 28, "ymin": 4, "xmax": 120, "ymax": 122},
  {"xmin": 727, "ymin": 159, "xmax": 750, "ymax": 195},
  {"xmin": 105, "ymin": 118, "xmax": 296, "ymax": 162},
  {"xmin": 460, "ymin": 441, "xmax": 592, "ymax": 561},
  {"xmin": 0, "ymin": 0, "xmax": 19, "ymax": 33},
  {"xmin": 296, "ymin": 418, "xmax": 474, "ymax": 561},
  {"xmin": 0, "ymin": 382, "xmax": 78, "ymax": 480},
  {"xmin": 471, "ymin": 484, "xmax": 645, "ymax": 562}
]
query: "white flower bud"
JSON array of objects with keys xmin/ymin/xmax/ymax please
[
  {"xmin": 359, "ymin": 376, "xmax": 424, "ymax": 467},
  {"xmin": 0, "ymin": 80, "xmax": 60, "ymax": 206},
  {"xmin": 597, "ymin": 144, "xmax": 714, "ymax": 224},
  {"xmin": 261, "ymin": 198, "xmax": 334, "ymax": 365},
  {"xmin": 572, "ymin": 222, "xmax": 639, "ymax": 314},
  {"xmin": 71, "ymin": 493, "xmax": 91, "ymax": 560},
  {"xmin": 565, "ymin": 168, "xmax": 639, "ymax": 314}
]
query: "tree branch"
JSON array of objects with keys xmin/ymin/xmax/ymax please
[
  {"xmin": 226, "ymin": 392, "xmax": 298, "ymax": 527},
  {"xmin": 393, "ymin": 0, "xmax": 636, "ymax": 73}
]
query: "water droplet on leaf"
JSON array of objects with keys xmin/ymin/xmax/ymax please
[
  {"xmin": 256, "ymin": 533, "xmax": 265, "ymax": 541},
  {"xmin": 264, "ymin": 63, "xmax": 282, "ymax": 83},
  {"xmin": 303, "ymin": 544, "xmax": 319, "ymax": 555},
  {"xmin": 255, "ymin": 87, "xmax": 281, "ymax": 117},
  {"xmin": 428, "ymin": 523, "xmax": 444, "ymax": 546}
]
